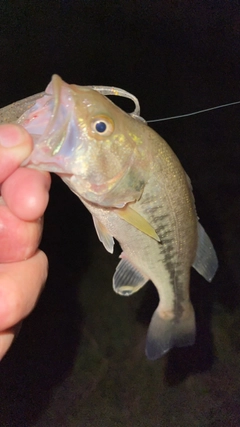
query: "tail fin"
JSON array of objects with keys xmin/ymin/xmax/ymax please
[{"xmin": 145, "ymin": 303, "xmax": 196, "ymax": 360}]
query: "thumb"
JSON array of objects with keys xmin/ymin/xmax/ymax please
[{"xmin": 0, "ymin": 124, "xmax": 33, "ymax": 183}]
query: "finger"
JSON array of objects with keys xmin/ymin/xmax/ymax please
[
  {"xmin": 0, "ymin": 250, "xmax": 48, "ymax": 331},
  {"xmin": 0, "ymin": 200, "xmax": 43, "ymax": 262},
  {"xmin": 1, "ymin": 167, "xmax": 51, "ymax": 221},
  {"xmin": 0, "ymin": 322, "xmax": 22, "ymax": 360},
  {"xmin": 0, "ymin": 125, "xmax": 33, "ymax": 183}
]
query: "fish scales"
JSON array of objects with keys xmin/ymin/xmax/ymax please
[{"xmin": 0, "ymin": 75, "xmax": 218, "ymax": 360}]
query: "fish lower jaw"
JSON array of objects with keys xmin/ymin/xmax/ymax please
[{"xmin": 27, "ymin": 162, "xmax": 67, "ymax": 173}]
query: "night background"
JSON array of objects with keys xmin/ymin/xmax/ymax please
[{"xmin": 0, "ymin": 1, "xmax": 240, "ymax": 426}]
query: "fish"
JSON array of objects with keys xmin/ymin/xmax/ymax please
[{"xmin": 0, "ymin": 75, "xmax": 218, "ymax": 360}]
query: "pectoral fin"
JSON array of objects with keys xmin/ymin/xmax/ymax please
[
  {"xmin": 113, "ymin": 258, "xmax": 148, "ymax": 296},
  {"xmin": 114, "ymin": 205, "xmax": 160, "ymax": 241},
  {"xmin": 192, "ymin": 222, "xmax": 218, "ymax": 282},
  {"xmin": 92, "ymin": 216, "xmax": 114, "ymax": 254}
]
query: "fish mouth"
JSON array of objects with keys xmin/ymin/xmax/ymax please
[{"xmin": 19, "ymin": 75, "xmax": 79, "ymax": 166}]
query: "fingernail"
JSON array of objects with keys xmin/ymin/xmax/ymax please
[
  {"xmin": 0, "ymin": 329, "xmax": 15, "ymax": 361},
  {"xmin": 0, "ymin": 125, "xmax": 25, "ymax": 148}
]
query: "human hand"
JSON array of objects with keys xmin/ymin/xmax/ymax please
[{"xmin": 0, "ymin": 124, "xmax": 51, "ymax": 359}]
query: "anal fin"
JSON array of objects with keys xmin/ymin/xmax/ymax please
[{"xmin": 113, "ymin": 258, "xmax": 148, "ymax": 296}]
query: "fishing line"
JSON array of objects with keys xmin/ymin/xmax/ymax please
[{"xmin": 147, "ymin": 100, "xmax": 240, "ymax": 123}]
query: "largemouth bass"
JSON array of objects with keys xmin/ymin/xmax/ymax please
[{"xmin": 0, "ymin": 75, "xmax": 218, "ymax": 360}]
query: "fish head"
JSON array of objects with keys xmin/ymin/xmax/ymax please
[{"xmin": 20, "ymin": 75, "xmax": 150, "ymax": 206}]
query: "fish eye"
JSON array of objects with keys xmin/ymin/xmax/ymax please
[
  {"xmin": 90, "ymin": 115, "xmax": 114, "ymax": 137},
  {"xmin": 96, "ymin": 121, "xmax": 107, "ymax": 133}
]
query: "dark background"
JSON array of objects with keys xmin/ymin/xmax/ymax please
[{"xmin": 0, "ymin": 1, "xmax": 240, "ymax": 426}]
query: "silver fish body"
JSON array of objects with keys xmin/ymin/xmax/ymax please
[
  {"xmin": 0, "ymin": 75, "xmax": 218, "ymax": 359},
  {"xmin": 80, "ymin": 165, "xmax": 198, "ymax": 360}
]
